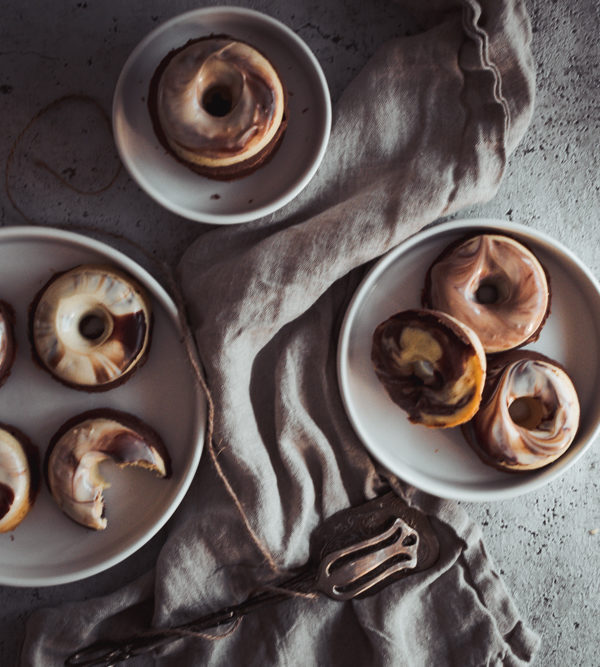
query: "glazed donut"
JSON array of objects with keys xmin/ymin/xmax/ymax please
[
  {"xmin": 423, "ymin": 234, "xmax": 550, "ymax": 353},
  {"xmin": 0, "ymin": 301, "xmax": 16, "ymax": 388},
  {"xmin": 30, "ymin": 265, "xmax": 152, "ymax": 391},
  {"xmin": 463, "ymin": 350, "xmax": 580, "ymax": 471},
  {"xmin": 0, "ymin": 424, "xmax": 40, "ymax": 533},
  {"xmin": 371, "ymin": 309, "xmax": 486, "ymax": 428},
  {"xmin": 45, "ymin": 409, "xmax": 171, "ymax": 530},
  {"xmin": 149, "ymin": 37, "xmax": 287, "ymax": 179}
]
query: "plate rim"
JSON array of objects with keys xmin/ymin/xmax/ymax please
[
  {"xmin": 337, "ymin": 218, "xmax": 600, "ymax": 501},
  {"xmin": 112, "ymin": 5, "xmax": 332, "ymax": 225},
  {"xmin": 0, "ymin": 225, "xmax": 206, "ymax": 587}
]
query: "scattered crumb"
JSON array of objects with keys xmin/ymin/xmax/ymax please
[
  {"xmin": 248, "ymin": 199, "xmax": 254, "ymax": 204},
  {"xmin": 302, "ymin": 107, "xmax": 309, "ymax": 113},
  {"xmin": 434, "ymin": 448, "xmax": 439, "ymax": 453},
  {"xmin": 589, "ymin": 528, "xmax": 599, "ymax": 535},
  {"xmin": 288, "ymin": 90, "xmax": 294, "ymax": 96},
  {"xmin": 210, "ymin": 193, "xmax": 221, "ymax": 200},
  {"xmin": 10, "ymin": 534, "xmax": 14, "ymax": 542}
]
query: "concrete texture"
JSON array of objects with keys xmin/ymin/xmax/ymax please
[{"xmin": 0, "ymin": 1, "xmax": 598, "ymax": 665}]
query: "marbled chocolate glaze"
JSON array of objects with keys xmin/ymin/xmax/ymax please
[
  {"xmin": 424, "ymin": 235, "xmax": 550, "ymax": 353},
  {"xmin": 30, "ymin": 266, "xmax": 152, "ymax": 390},
  {"xmin": 464, "ymin": 350, "xmax": 579, "ymax": 471},
  {"xmin": 372, "ymin": 309, "xmax": 486, "ymax": 428},
  {"xmin": 45, "ymin": 409, "xmax": 171, "ymax": 530},
  {"xmin": 155, "ymin": 38, "xmax": 285, "ymax": 168}
]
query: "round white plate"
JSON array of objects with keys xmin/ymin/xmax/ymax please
[
  {"xmin": 0, "ymin": 227, "xmax": 206, "ymax": 586},
  {"xmin": 338, "ymin": 219, "xmax": 600, "ymax": 501},
  {"xmin": 113, "ymin": 6, "xmax": 331, "ymax": 224}
]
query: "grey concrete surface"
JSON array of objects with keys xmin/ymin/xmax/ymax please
[{"xmin": 0, "ymin": 1, "xmax": 598, "ymax": 665}]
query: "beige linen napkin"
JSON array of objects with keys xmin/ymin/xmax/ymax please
[{"xmin": 23, "ymin": 0, "xmax": 540, "ymax": 664}]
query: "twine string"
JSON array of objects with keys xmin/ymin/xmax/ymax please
[
  {"xmin": 5, "ymin": 94, "xmax": 122, "ymax": 223},
  {"xmin": 5, "ymin": 96, "xmax": 282, "ymax": 607}
]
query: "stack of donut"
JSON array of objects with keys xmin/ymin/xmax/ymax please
[
  {"xmin": 148, "ymin": 36, "xmax": 288, "ymax": 180},
  {"xmin": 372, "ymin": 233, "xmax": 580, "ymax": 472},
  {"xmin": 0, "ymin": 265, "xmax": 172, "ymax": 533}
]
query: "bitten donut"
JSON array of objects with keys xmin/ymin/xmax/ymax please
[
  {"xmin": 371, "ymin": 309, "xmax": 486, "ymax": 428},
  {"xmin": 0, "ymin": 301, "xmax": 16, "ymax": 388},
  {"xmin": 463, "ymin": 350, "xmax": 580, "ymax": 471},
  {"xmin": 45, "ymin": 409, "xmax": 171, "ymax": 530},
  {"xmin": 148, "ymin": 36, "xmax": 287, "ymax": 179},
  {"xmin": 29, "ymin": 265, "xmax": 152, "ymax": 391},
  {"xmin": 0, "ymin": 424, "xmax": 40, "ymax": 533},
  {"xmin": 423, "ymin": 234, "xmax": 550, "ymax": 353}
]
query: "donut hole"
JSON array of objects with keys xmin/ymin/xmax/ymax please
[
  {"xmin": 200, "ymin": 60, "xmax": 244, "ymax": 118},
  {"xmin": 509, "ymin": 396, "xmax": 545, "ymax": 429},
  {"xmin": 78, "ymin": 309, "xmax": 112, "ymax": 344},
  {"xmin": 79, "ymin": 313, "xmax": 107, "ymax": 340},
  {"xmin": 475, "ymin": 281, "xmax": 500, "ymax": 305},
  {"xmin": 202, "ymin": 86, "xmax": 234, "ymax": 117}
]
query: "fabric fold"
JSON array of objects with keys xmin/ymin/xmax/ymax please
[{"xmin": 22, "ymin": 1, "xmax": 540, "ymax": 665}]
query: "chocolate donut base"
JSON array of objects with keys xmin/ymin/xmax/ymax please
[
  {"xmin": 0, "ymin": 301, "xmax": 17, "ymax": 388},
  {"xmin": 147, "ymin": 35, "xmax": 289, "ymax": 181},
  {"xmin": 0, "ymin": 423, "xmax": 41, "ymax": 531},
  {"xmin": 28, "ymin": 265, "xmax": 154, "ymax": 393},
  {"xmin": 44, "ymin": 408, "xmax": 172, "ymax": 530},
  {"xmin": 422, "ymin": 232, "xmax": 552, "ymax": 353}
]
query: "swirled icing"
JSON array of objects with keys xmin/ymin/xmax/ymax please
[
  {"xmin": 156, "ymin": 38, "xmax": 285, "ymax": 168},
  {"xmin": 46, "ymin": 410, "xmax": 170, "ymax": 530},
  {"xmin": 31, "ymin": 266, "xmax": 151, "ymax": 389},
  {"xmin": 467, "ymin": 352, "xmax": 580, "ymax": 471},
  {"xmin": 0, "ymin": 427, "xmax": 32, "ymax": 532},
  {"xmin": 425, "ymin": 235, "xmax": 549, "ymax": 353}
]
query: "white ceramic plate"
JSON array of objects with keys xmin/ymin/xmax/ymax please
[
  {"xmin": 0, "ymin": 227, "xmax": 206, "ymax": 586},
  {"xmin": 113, "ymin": 6, "xmax": 331, "ymax": 224},
  {"xmin": 338, "ymin": 219, "xmax": 600, "ymax": 501}
]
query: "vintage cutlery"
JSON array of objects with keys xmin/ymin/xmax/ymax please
[{"xmin": 66, "ymin": 492, "xmax": 439, "ymax": 666}]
